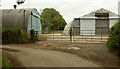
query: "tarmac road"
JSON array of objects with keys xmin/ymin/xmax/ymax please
[{"xmin": 2, "ymin": 46, "xmax": 100, "ymax": 67}]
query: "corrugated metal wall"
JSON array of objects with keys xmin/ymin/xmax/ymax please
[
  {"xmin": 64, "ymin": 8, "xmax": 118, "ymax": 35},
  {"xmin": 80, "ymin": 19, "xmax": 95, "ymax": 35},
  {"xmin": 95, "ymin": 19, "xmax": 109, "ymax": 34},
  {"xmin": 72, "ymin": 19, "xmax": 80, "ymax": 35},
  {"xmin": 109, "ymin": 19, "xmax": 118, "ymax": 28},
  {"xmin": 2, "ymin": 8, "xmax": 42, "ymax": 37}
]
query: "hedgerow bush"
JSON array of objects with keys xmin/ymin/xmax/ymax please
[
  {"xmin": 107, "ymin": 22, "xmax": 120, "ymax": 56},
  {"xmin": 2, "ymin": 27, "xmax": 28, "ymax": 44}
]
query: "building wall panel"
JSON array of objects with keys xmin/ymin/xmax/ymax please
[
  {"xmin": 37, "ymin": 18, "xmax": 42, "ymax": 37},
  {"xmin": 31, "ymin": 16, "xmax": 37, "ymax": 31},
  {"xmin": 109, "ymin": 19, "xmax": 118, "ymax": 28},
  {"xmin": 80, "ymin": 19, "xmax": 95, "ymax": 35}
]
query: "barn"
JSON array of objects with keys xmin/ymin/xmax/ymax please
[
  {"xmin": 2, "ymin": 8, "xmax": 42, "ymax": 37},
  {"xmin": 64, "ymin": 8, "xmax": 118, "ymax": 35}
]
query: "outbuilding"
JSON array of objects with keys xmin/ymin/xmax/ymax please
[
  {"xmin": 2, "ymin": 8, "xmax": 42, "ymax": 38},
  {"xmin": 64, "ymin": 8, "xmax": 118, "ymax": 35}
]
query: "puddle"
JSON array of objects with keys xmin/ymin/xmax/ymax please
[{"xmin": 67, "ymin": 47, "xmax": 80, "ymax": 50}]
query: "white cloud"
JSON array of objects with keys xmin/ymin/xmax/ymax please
[{"xmin": 1, "ymin": 0, "xmax": 120, "ymax": 23}]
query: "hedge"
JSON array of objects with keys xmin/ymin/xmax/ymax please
[
  {"xmin": 2, "ymin": 27, "xmax": 28, "ymax": 44},
  {"xmin": 107, "ymin": 22, "xmax": 120, "ymax": 56}
]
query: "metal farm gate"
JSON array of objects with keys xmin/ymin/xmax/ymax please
[{"xmin": 40, "ymin": 29, "xmax": 109, "ymax": 43}]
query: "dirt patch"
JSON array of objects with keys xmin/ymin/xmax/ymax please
[
  {"xmin": 2, "ymin": 48, "xmax": 24, "ymax": 67},
  {"xmin": 2, "ymin": 48, "xmax": 20, "ymax": 52},
  {"xmin": 32, "ymin": 41, "xmax": 119, "ymax": 67},
  {"xmin": 3, "ymin": 41, "xmax": 119, "ymax": 67}
]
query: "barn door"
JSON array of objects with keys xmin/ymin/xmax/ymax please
[{"xmin": 95, "ymin": 19, "xmax": 109, "ymax": 34}]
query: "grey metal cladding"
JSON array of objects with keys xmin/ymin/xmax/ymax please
[
  {"xmin": 83, "ymin": 8, "xmax": 118, "ymax": 17},
  {"xmin": 2, "ymin": 8, "xmax": 40, "ymax": 31}
]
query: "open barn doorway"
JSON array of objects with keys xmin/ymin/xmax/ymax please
[{"xmin": 95, "ymin": 13, "xmax": 109, "ymax": 34}]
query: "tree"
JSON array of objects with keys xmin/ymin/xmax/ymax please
[
  {"xmin": 107, "ymin": 22, "xmax": 120, "ymax": 56},
  {"xmin": 40, "ymin": 8, "xmax": 67, "ymax": 33}
]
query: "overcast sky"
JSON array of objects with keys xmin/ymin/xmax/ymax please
[{"xmin": 1, "ymin": 0, "xmax": 120, "ymax": 23}]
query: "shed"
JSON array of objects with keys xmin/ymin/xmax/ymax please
[
  {"xmin": 2, "ymin": 8, "xmax": 42, "ymax": 37},
  {"xmin": 64, "ymin": 8, "xmax": 118, "ymax": 35}
]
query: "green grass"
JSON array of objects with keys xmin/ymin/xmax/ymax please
[{"xmin": 2, "ymin": 56, "xmax": 10, "ymax": 68}]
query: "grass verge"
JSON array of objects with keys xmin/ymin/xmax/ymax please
[{"xmin": 2, "ymin": 55, "xmax": 10, "ymax": 68}]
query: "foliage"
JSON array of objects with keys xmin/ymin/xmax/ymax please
[
  {"xmin": 2, "ymin": 55, "xmax": 10, "ymax": 68},
  {"xmin": 107, "ymin": 22, "xmax": 120, "ymax": 56},
  {"xmin": 40, "ymin": 8, "xmax": 67, "ymax": 33},
  {"xmin": 2, "ymin": 27, "xmax": 28, "ymax": 44}
]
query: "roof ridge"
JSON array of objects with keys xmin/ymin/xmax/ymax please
[{"xmin": 83, "ymin": 8, "xmax": 118, "ymax": 17}]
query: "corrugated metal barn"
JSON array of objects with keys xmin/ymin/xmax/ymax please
[
  {"xmin": 64, "ymin": 8, "xmax": 118, "ymax": 35},
  {"xmin": 2, "ymin": 8, "xmax": 42, "ymax": 37}
]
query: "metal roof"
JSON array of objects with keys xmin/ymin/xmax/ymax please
[
  {"xmin": 2, "ymin": 8, "xmax": 40, "ymax": 31},
  {"xmin": 80, "ymin": 17, "xmax": 97, "ymax": 19},
  {"xmin": 83, "ymin": 8, "xmax": 118, "ymax": 17}
]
